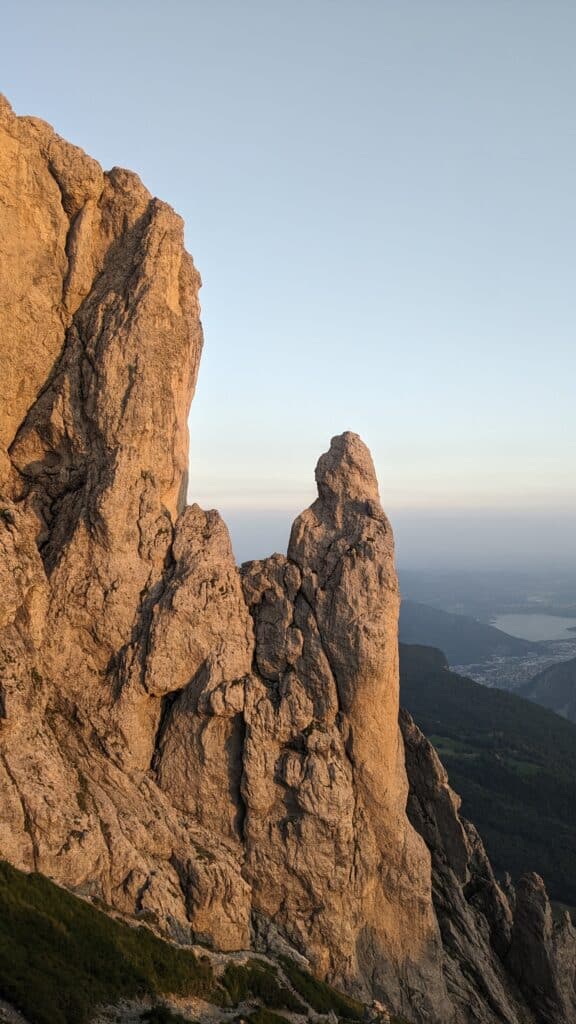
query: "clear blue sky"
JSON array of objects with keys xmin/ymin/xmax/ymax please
[{"xmin": 4, "ymin": 2, "xmax": 575, "ymax": 566}]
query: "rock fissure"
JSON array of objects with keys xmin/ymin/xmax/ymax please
[
  {"xmin": 0, "ymin": 750, "xmax": 38, "ymax": 870},
  {"xmin": 151, "ymin": 688, "xmax": 186, "ymax": 774}
]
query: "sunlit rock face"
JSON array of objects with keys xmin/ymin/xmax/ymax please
[
  {"xmin": 240, "ymin": 432, "xmax": 450, "ymax": 1019},
  {"xmin": 1, "ymin": 95, "xmax": 575, "ymax": 1024},
  {"xmin": 0, "ymin": 93, "xmax": 250, "ymax": 952}
]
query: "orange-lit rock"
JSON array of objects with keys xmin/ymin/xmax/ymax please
[{"xmin": 1, "ymin": 95, "xmax": 574, "ymax": 1024}]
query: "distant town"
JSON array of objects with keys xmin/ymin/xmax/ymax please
[{"xmin": 454, "ymin": 636, "xmax": 576, "ymax": 690}]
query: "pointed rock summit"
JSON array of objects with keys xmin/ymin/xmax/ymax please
[
  {"xmin": 242, "ymin": 433, "xmax": 449, "ymax": 1018},
  {"xmin": 1, "ymin": 97, "xmax": 575, "ymax": 1024},
  {"xmin": 313, "ymin": 429, "xmax": 381, "ymax": 507}
]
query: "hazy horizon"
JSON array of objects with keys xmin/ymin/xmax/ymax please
[
  {"xmin": 204, "ymin": 501, "xmax": 576, "ymax": 570},
  {"xmin": 4, "ymin": 1, "xmax": 575, "ymax": 571}
]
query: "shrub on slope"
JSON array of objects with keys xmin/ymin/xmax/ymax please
[{"xmin": 0, "ymin": 860, "xmax": 212, "ymax": 1024}]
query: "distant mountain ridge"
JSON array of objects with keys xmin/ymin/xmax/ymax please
[
  {"xmin": 399, "ymin": 599, "xmax": 539, "ymax": 664},
  {"xmin": 521, "ymin": 657, "xmax": 576, "ymax": 723}
]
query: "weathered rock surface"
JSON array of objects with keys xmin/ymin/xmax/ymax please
[
  {"xmin": 0, "ymin": 94, "xmax": 248, "ymax": 952},
  {"xmin": 507, "ymin": 873, "xmax": 576, "ymax": 1022},
  {"xmin": 1, "ymin": 95, "xmax": 575, "ymax": 1024},
  {"xmin": 239, "ymin": 435, "xmax": 451, "ymax": 1021}
]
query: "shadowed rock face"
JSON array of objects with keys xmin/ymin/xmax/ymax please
[
  {"xmin": 1, "ymin": 96, "xmax": 575, "ymax": 1024},
  {"xmin": 507, "ymin": 873, "xmax": 576, "ymax": 1022},
  {"xmin": 402, "ymin": 710, "xmax": 576, "ymax": 1023}
]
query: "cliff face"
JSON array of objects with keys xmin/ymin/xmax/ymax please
[
  {"xmin": 0, "ymin": 93, "xmax": 250, "ymax": 949},
  {"xmin": 0, "ymin": 97, "xmax": 574, "ymax": 1024}
]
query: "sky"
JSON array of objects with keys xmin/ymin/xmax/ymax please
[{"xmin": 3, "ymin": 1, "xmax": 575, "ymax": 567}]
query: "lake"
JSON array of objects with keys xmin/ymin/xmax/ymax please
[{"xmin": 492, "ymin": 613, "xmax": 576, "ymax": 642}]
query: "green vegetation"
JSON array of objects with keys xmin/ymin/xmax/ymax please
[
  {"xmin": 428, "ymin": 734, "xmax": 478, "ymax": 758},
  {"xmin": 278, "ymin": 957, "xmax": 364, "ymax": 1020},
  {"xmin": 0, "ymin": 860, "xmax": 213, "ymax": 1024},
  {"xmin": 220, "ymin": 959, "xmax": 305, "ymax": 1013},
  {"xmin": 234, "ymin": 1011, "xmax": 292, "ymax": 1024},
  {"xmin": 400, "ymin": 643, "xmax": 576, "ymax": 904},
  {"xmin": 0, "ymin": 859, "xmax": 413, "ymax": 1024},
  {"xmin": 141, "ymin": 1009, "xmax": 194, "ymax": 1024}
]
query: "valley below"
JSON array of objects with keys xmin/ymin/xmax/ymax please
[{"xmin": 399, "ymin": 573, "xmax": 576, "ymax": 693}]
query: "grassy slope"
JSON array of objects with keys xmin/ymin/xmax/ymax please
[
  {"xmin": 399, "ymin": 601, "xmax": 538, "ymax": 664},
  {"xmin": 278, "ymin": 957, "xmax": 365, "ymax": 1019},
  {"xmin": 400, "ymin": 644, "xmax": 576, "ymax": 905},
  {"xmin": 0, "ymin": 860, "xmax": 213, "ymax": 1024},
  {"xmin": 219, "ymin": 960, "xmax": 305, "ymax": 1013},
  {"xmin": 0, "ymin": 860, "xmax": 411, "ymax": 1024}
]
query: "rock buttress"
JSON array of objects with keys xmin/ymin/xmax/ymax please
[
  {"xmin": 0, "ymin": 95, "xmax": 251, "ymax": 950},
  {"xmin": 241, "ymin": 433, "xmax": 452, "ymax": 1022}
]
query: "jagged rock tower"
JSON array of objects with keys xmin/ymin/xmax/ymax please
[{"xmin": 0, "ymin": 97, "xmax": 574, "ymax": 1024}]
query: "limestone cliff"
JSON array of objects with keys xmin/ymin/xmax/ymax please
[{"xmin": 0, "ymin": 97, "xmax": 574, "ymax": 1024}]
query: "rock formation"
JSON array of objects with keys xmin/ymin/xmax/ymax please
[
  {"xmin": 0, "ymin": 96, "xmax": 575, "ymax": 1023},
  {"xmin": 238, "ymin": 434, "xmax": 451, "ymax": 1020},
  {"xmin": 0, "ymin": 92, "xmax": 248, "ymax": 951}
]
